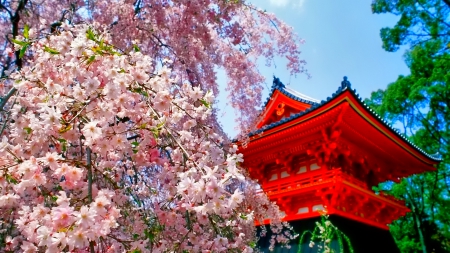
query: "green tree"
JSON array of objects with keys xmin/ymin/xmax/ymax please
[
  {"xmin": 367, "ymin": 1, "xmax": 450, "ymax": 252},
  {"xmin": 372, "ymin": 0, "xmax": 450, "ymax": 52},
  {"xmin": 367, "ymin": 41, "xmax": 450, "ymax": 253}
]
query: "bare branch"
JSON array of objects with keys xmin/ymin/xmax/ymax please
[
  {"xmin": 0, "ymin": 87, "xmax": 17, "ymax": 111},
  {"xmin": 0, "ymin": 3, "xmax": 12, "ymax": 18},
  {"xmin": 443, "ymin": 0, "xmax": 450, "ymax": 8}
]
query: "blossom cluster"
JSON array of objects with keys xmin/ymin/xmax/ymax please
[
  {"xmin": 0, "ymin": 24, "xmax": 292, "ymax": 252},
  {"xmin": 0, "ymin": 0, "xmax": 307, "ymax": 135}
]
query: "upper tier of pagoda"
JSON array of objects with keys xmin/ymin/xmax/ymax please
[{"xmin": 243, "ymin": 77, "xmax": 440, "ymax": 184}]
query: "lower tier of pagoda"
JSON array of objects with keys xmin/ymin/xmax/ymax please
[{"xmin": 258, "ymin": 168, "xmax": 408, "ymax": 230}]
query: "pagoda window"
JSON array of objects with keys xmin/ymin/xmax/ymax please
[
  {"xmin": 297, "ymin": 207, "xmax": 309, "ymax": 214},
  {"xmin": 296, "ymin": 161, "xmax": 322, "ymax": 174},
  {"xmin": 310, "ymin": 163, "xmax": 321, "ymax": 171},
  {"xmin": 268, "ymin": 170, "xmax": 291, "ymax": 181},
  {"xmin": 312, "ymin": 204, "xmax": 325, "ymax": 212},
  {"xmin": 298, "ymin": 165, "xmax": 307, "ymax": 174},
  {"xmin": 269, "ymin": 173, "xmax": 278, "ymax": 181},
  {"xmin": 280, "ymin": 171, "xmax": 290, "ymax": 178}
]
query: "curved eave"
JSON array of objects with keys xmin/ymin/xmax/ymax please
[
  {"xmin": 257, "ymin": 90, "xmax": 315, "ymax": 129},
  {"xmin": 244, "ymin": 86, "xmax": 441, "ymax": 165},
  {"xmin": 348, "ymin": 88, "xmax": 441, "ymax": 164},
  {"xmin": 261, "ymin": 77, "xmax": 319, "ymax": 109}
]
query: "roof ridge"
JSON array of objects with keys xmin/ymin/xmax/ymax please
[
  {"xmin": 261, "ymin": 76, "xmax": 319, "ymax": 109},
  {"xmin": 250, "ymin": 76, "xmax": 442, "ymax": 162}
]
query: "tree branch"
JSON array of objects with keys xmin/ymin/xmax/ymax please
[
  {"xmin": 0, "ymin": 87, "xmax": 17, "ymax": 111},
  {"xmin": 12, "ymin": 0, "xmax": 29, "ymax": 70},
  {"xmin": 86, "ymin": 147, "xmax": 95, "ymax": 253},
  {"xmin": 443, "ymin": 0, "xmax": 450, "ymax": 8},
  {"xmin": 413, "ymin": 104, "xmax": 447, "ymax": 146},
  {"xmin": 0, "ymin": 3, "xmax": 13, "ymax": 18}
]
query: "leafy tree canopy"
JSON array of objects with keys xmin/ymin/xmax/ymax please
[
  {"xmin": 372, "ymin": 0, "xmax": 450, "ymax": 52},
  {"xmin": 368, "ymin": 1, "xmax": 450, "ymax": 252}
]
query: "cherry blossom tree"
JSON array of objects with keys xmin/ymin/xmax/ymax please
[
  {"xmin": 0, "ymin": 1, "xmax": 307, "ymax": 252},
  {"xmin": 0, "ymin": 0, "xmax": 308, "ymax": 134},
  {"xmin": 0, "ymin": 23, "xmax": 297, "ymax": 252}
]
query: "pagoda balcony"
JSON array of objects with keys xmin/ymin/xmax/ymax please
[
  {"xmin": 259, "ymin": 168, "xmax": 408, "ymax": 230},
  {"xmin": 263, "ymin": 169, "xmax": 344, "ymax": 196}
]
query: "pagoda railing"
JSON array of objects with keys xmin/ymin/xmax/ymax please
[
  {"xmin": 263, "ymin": 169, "xmax": 341, "ymax": 196},
  {"xmin": 262, "ymin": 169, "xmax": 404, "ymax": 205},
  {"xmin": 340, "ymin": 172, "xmax": 403, "ymax": 204}
]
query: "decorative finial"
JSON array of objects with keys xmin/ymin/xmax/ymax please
[
  {"xmin": 273, "ymin": 76, "xmax": 285, "ymax": 89},
  {"xmin": 341, "ymin": 76, "xmax": 351, "ymax": 89}
]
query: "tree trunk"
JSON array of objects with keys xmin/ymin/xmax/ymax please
[{"xmin": 406, "ymin": 193, "xmax": 427, "ymax": 253}]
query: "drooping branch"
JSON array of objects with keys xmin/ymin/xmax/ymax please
[
  {"xmin": 11, "ymin": 0, "xmax": 29, "ymax": 70},
  {"xmin": 0, "ymin": 0, "xmax": 29, "ymax": 112},
  {"xmin": 0, "ymin": 3, "xmax": 13, "ymax": 18},
  {"xmin": 86, "ymin": 147, "xmax": 95, "ymax": 253},
  {"xmin": 0, "ymin": 87, "xmax": 17, "ymax": 111},
  {"xmin": 87, "ymin": 147, "xmax": 93, "ymax": 202},
  {"xmin": 443, "ymin": 0, "xmax": 450, "ymax": 8}
]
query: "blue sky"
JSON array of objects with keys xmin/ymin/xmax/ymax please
[{"xmin": 217, "ymin": 0, "xmax": 409, "ymax": 137}]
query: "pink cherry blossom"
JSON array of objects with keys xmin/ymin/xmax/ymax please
[
  {"xmin": 76, "ymin": 206, "xmax": 97, "ymax": 228},
  {"xmin": 82, "ymin": 121, "xmax": 102, "ymax": 140},
  {"xmin": 0, "ymin": 21, "xmax": 296, "ymax": 252}
]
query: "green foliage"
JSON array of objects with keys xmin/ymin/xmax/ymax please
[
  {"xmin": 43, "ymin": 46, "xmax": 60, "ymax": 55},
  {"xmin": 368, "ymin": 2, "xmax": 450, "ymax": 251},
  {"xmin": 298, "ymin": 215, "xmax": 353, "ymax": 253},
  {"xmin": 372, "ymin": 0, "xmax": 450, "ymax": 52},
  {"xmin": 23, "ymin": 24, "xmax": 29, "ymax": 39},
  {"xmin": 365, "ymin": 42, "xmax": 450, "ymax": 251},
  {"xmin": 389, "ymin": 218, "xmax": 421, "ymax": 253},
  {"xmin": 11, "ymin": 39, "xmax": 30, "ymax": 59}
]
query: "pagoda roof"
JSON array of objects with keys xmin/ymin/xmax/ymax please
[
  {"xmin": 261, "ymin": 77, "xmax": 321, "ymax": 108},
  {"xmin": 248, "ymin": 77, "xmax": 441, "ymax": 163}
]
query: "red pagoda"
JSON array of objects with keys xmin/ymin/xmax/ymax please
[{"xmin": 237, "ymin": 77, "xmax": 441, "ymax": 252}]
